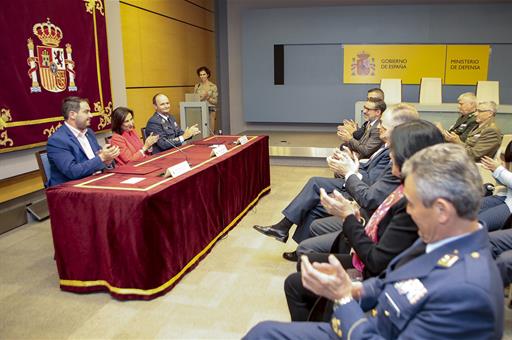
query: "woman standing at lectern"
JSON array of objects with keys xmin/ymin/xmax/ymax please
[{"xmin": 194, "ymin": 66, "xmax": 218, "ymax": 133}]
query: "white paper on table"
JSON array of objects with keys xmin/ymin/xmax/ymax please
[{"xmin": 121, "ymin": 177, "xmax": 146, "ymax": 184}]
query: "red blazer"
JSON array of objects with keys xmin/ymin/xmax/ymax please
[{"xmin": 110, "ymin": 130, "xmax": 147, "ymax": 166}]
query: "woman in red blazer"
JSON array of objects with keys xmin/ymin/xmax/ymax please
[{"xmin": 110, "ymin": 107, "xmax": 159, "ymax": 165}]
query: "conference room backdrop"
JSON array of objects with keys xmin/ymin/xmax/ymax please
[
  {"xmin": 0, "ymin": 0, "xmax": 112, "ymax": 154},
  {"xmin": 0, "ymin": 0, "xmax": 216, "ymax": 204},
  {"xmin": 242, "ymin": 3, "xmax": 512, "ymax": 123}
]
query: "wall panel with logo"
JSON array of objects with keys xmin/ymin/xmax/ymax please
[{"xmin": 242, "ymin": 4, "xmax": 512, "ymax": 124}]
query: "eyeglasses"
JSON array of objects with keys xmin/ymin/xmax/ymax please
[{"xmin": 362, "ymin": 106, "xmax": 377, "ymax": 113}]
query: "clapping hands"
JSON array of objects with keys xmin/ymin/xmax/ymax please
[
  {"xmin": 183, "ymin": 124, "xmax": 201, "ymax": 140},
  {"xmin": 327, "ymin": 147, "xmax": 359, "ymax": 177}
]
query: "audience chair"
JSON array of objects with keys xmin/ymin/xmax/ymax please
[
  {"xmin": 477, "ymin": 81, "xmax": 500, "ymax": 105},
  {"xmin": 141, "ymin": 127, "xmax": 147, "ymax": 142},
  {"xmin": 419, "ymin": 77, "xmax": 442, "ymax": 104},
  {"xmin": 380, "ymin": 78, "xmax": 402, "ymax": 104},
  {"xmin": 35, "ymin": 150, "xmax": 51, "ymax": 188}
]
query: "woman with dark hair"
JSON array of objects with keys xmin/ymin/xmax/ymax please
[
  {"xmin": 110, "ymin": 107, "xmax": 159, "ymax": 165},
  {"xmin": 194, "ymin": 66, "xmax": 218, "ymax": 132},
  {"xmin": 479, "ymin": 140, "xmax": 512, "ymax": 231},
  {"xmin": 284, "ymin": 120, "xmax": 445, "ymax": 322}
]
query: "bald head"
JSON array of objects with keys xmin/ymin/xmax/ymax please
[{"xmin": 153, "ymin": 94, "xmax": 171, "ymax": 115}]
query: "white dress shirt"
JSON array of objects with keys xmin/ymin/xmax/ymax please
[{"xmin": 65, "ymin": 122, "xmax": 96, "ymax": 160}]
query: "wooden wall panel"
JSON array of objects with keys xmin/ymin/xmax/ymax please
[
  {"xmin": 122, "ymin": 0, "xmax": 214, "ymax": 31},
  {"xmin": 121, "ymin": 0, "xmax": 216, "ymax": 129},
  {"xmin": 0, "ymin": 172, "xmax": 43, "ymax": 204},
  {"xmin": 126, "ymin": 87, "xmax": 192, "ymax": 132}
]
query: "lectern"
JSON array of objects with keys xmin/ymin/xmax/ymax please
[{"xmin": 179, "ymin": 101, "xmax": 210, "ymax": 139}]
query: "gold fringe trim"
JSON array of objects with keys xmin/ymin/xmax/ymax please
[{"xmin": 59, "ymin": 185, "xmax": 271, "ymax": 296}]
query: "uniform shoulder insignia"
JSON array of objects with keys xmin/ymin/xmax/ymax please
[{"xmin": 437, "ymin": 253, "xmax": 459, "ymax": 268}]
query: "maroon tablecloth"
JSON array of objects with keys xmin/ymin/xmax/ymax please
[{"xmin": 46, "ymin": 135, "xmax": 270, "ymax": 300}]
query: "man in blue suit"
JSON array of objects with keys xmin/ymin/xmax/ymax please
[
  {"xmin": 145, "ymin": 93, "xmax": 200, "ymax": 154},
  {"xmin": 253, "ymin": 103, "xmax": 420, "ymax": 261},
  {"xmin": 46, "ymin": 96, "xmax": 119, "ymax": 187},
  {"xmin": 244, "ymin": 144, "xmax": 504, "ymax": 340}
]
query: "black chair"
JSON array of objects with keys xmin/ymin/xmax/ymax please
[
  {"xmin": 141, "ymin": 127, "xmax": 147, "ymax": 142},
  {"xmin": 35, "ymin": 150, "xmax": 51, "ymax": 188}
]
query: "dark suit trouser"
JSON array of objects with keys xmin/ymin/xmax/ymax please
[
  {"xmin": 286, "ymin": 240, "xmax": 353, "ymax": 321},
  {"xmin": 243, "ymin": 320, "xmax": 335, "ymax": 340},
  {"xmin": 478, "ymin": 195, "xmax": 511, "ymax": 231},
  {"xmin": 282, "ymin": 177, "xmax": 347, "ymax": 243},
  {"xmin": 489, "ymin": 229, "xmax": 512, "ymax": 286}
]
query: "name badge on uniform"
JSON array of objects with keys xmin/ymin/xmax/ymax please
[{"xmin": 394, "ymin": 279, "xmax": 427, "ymax": 305}]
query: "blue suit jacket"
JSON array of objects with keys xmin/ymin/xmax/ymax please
[
  {"xmin": 46, "ymin": 124, "xmax": 105, "ymax": 187},
  {"xmin": 333, "ymin": 228, "xmax": 504, "ymax": 339},
  {"xmin": 145, "ymin": 112, "xmax": 184, "ymax": 154},
  {"xmin": 359, "ymin": 146, "xmax": 390, "ymax": 185}
]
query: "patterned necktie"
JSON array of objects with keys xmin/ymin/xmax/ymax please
[{"xmin": 352, "ymin": 185, "xmax": 404, "ymax": 272}]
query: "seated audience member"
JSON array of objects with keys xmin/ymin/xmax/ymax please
[
  {"xmin": 47, "ymin": 96, "xmax": 119, "ymax": 187},
  {"xmin": 437, "ymin": 92, "xmax": 478, "ymax": 142},
  {"xmin": 244, "ymin": 144, "xmax": 504, "ymax": 339},
  {"xmin": 145, "ymin": 93, "xmax": 200, "ymax": 154},
  {"xmin": 253, "ymin": 103, "xmax": 419, "ymax": 261},
  {"xmin": 445, "ymin": 101, "xmax": 502, "ymax": 161},
  {"xmin": 337, "ymin": 99, "xmax": 386, "ymax": 159},
  {"xmin": 110, "ymin": 107, "xmax": 159, "ymax": 166},
  {"xmin": 478, "ymin": 141, "xmax": 512, "ymax": 231},
  {"xmin": 284, "ymin": 120, "xmax": 445, "ymax": 321},
  {"xmin": 489, "ymin": 229, "xmax": 512, "ymax": 287}
]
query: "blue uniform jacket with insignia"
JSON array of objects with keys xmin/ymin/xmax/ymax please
[
  {"xmin": 334, "ymin": 228, "xmax": 503, "ymax": 339},
  {"xmin": 145, "ymin": 112, "xmax": 185, "ymax": 154}
]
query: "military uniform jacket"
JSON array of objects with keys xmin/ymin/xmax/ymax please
[
  {"xmin": 330, "ymin": 228, "xmax": 504, "ymax": 339},
  {"xmin": 464, "ymin": 118, "xmax": 502, "ymax": 161},
  {"xmin": 449, "ymin": 112, "xmax": 478, "ymax": 142},
  {"xmin": 145, "ymin": 112, "xmax": 185, "ymax": 154}
]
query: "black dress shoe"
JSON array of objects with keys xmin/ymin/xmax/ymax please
[
  {"xmin": 282, "ymin": 251, "xmax": 298, "ymax": 262},
  {"xmin": 253, "ymin": 225, "xmax": 289, "ymax": 243}
]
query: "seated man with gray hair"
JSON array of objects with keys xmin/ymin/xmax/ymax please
[
  {"xmin": 445, "ymin": 101, "xmax": 502, "ymax": 161},
  {"xmin": 438, "ymin": 92, "xmax": 478, "ymax": 142},
  {"xmin": 244, "ymin": 144, "xmax": 503, "ymax": 339}
]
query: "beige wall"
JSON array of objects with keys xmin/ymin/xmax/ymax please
[{"xmin": 121, "ymin": 0, "xmax": 216, "ymax": 131}]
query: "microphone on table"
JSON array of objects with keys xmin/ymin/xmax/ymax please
[
  {"xmin": 168, "ymin": 138, "xmax": 191, "ymax": 165},
  {"xmin": 205, "ymin": 122, "xmax": 216, "ymax": 137}
]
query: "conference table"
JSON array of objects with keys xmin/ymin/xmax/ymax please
[{"xmin": 46, "ymin": 135, "xmax": 270, "ymax": 300}]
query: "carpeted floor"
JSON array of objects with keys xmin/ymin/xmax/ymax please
[{"xmin": 0, "ymin": 165, "xmax": 511, "ymax": 339}]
